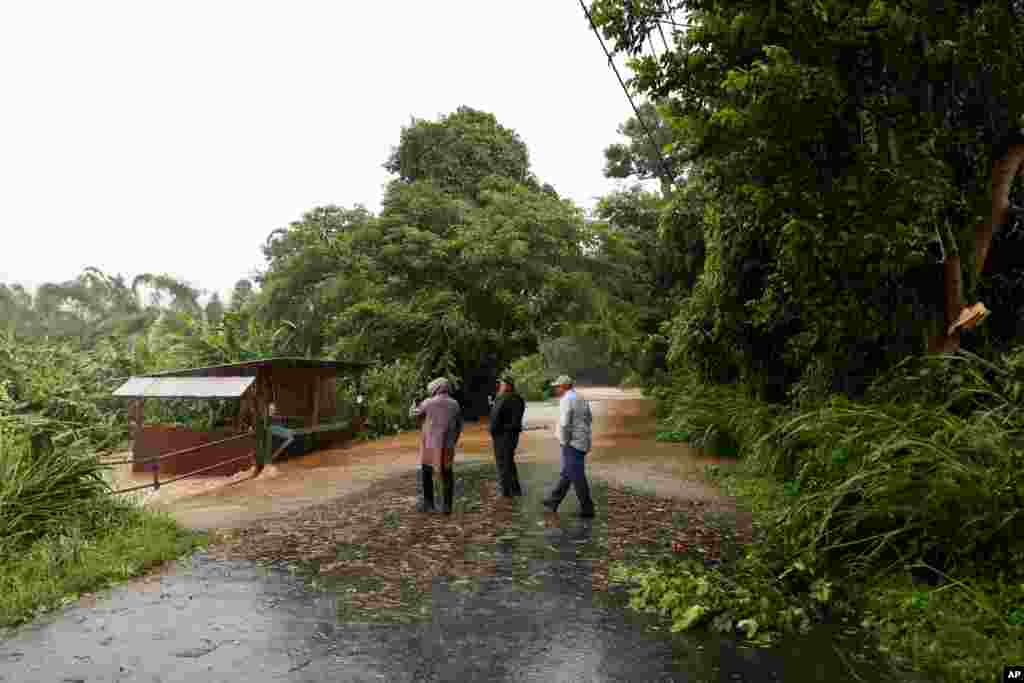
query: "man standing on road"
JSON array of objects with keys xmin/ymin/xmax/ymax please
[
  {"xmin": 410, "ymin": 377, "xmax": 463, "ymax": 514},
  {"xmin": 542, "ymin": 375, "xmax": 594, "ymax": 518},
  {"xmin": 489, "ymin": 377, "xmax": 525, "ymax": 497}
]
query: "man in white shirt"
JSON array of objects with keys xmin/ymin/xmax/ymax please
[{"xmin": 541, "ymin": 375, "xmax": 595, "ymax": 518}]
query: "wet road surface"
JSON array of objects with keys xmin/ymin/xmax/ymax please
[{"xmin": 0, "ymin": 390, "xmax": 899, "ymax": 682}]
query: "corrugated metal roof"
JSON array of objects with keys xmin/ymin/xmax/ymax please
[
  {"xmin": 145, "ymin": 357, "xmax": 371, "ymax": 379},
  {"xmin": 112, "ymin": 376, "xmax": 256, "ymax": 399}
]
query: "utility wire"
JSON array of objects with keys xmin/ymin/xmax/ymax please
[
  {"xmin": 647, "ymin": 31, "xmax": 660, "ymax": 60},
  {"xmin": 578, "ymin": 0, "xmax": 675, "ymax": 192},
  {"xmin": 656, "ymin": 19, "xmax": 696, "ymax": 29},
  {"xmin": 656, "ymin": 0, "xmax": 673, "ymax": 52}
]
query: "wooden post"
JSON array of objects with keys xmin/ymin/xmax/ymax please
[
  {"xmin": 256, "ymin": 378, "xmax": 268, "ymax": 425},
  {"xmin": 130, "ymin": 398, "xmax": 153, "ymax": 475},
  {"xmin": 150, "ymin": 394, "xmax": 159, "ymax": 488},
  {"xmin": 312, "ymin": 375, "xmax": 321, "ymax": 428},
  {"xmin": 129, "ymin": 399, "xmax": 143, "ymax": 442},
  {"xmin": 237, "ymin": 392, "xmax": 251, "ymax": 432},
  {"xmin": 251, "ymin": 371, "xmax": 271, "ymax": 472}
]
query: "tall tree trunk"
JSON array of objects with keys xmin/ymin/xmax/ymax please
[
  {"xmin": 975, "ymin": 140, "xmax": 1024, "ymax": 277},
  {"xmin": 928, "ymin": 138, "xmax": 1024, "ymax": 353}
]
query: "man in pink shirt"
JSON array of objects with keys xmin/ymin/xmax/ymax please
[{"xmin": 409, "ymin": 377, "xmax": 463, "ymax": 514}]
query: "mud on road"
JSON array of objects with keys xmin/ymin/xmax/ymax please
[
  {"xmin": 116, "ymin": 387, "xmax": 737, "ymax": 531},
  {"xmin": 0, "ymin": 388, "xmax": 890, "ymax": 682}
]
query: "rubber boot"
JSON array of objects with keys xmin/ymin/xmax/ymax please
[
  {"xmin": 509, "ymin": 433, "xmax": 523, "ymax": 496},
  {"xmin": 509, "ymin": 459, "xmax": 523, "ymax": 497},
  {"xmin": 575, "ymin": 474, "xmax": 595, "ymax": 519},
  {"xmin": 542, "ymin": 477, "xmax": 571, "ymax": 513},
  {"xmin": 494, "ymin": 438, "xmax": 511, "ymax": 497},
  {"xmin": 417, "ymin": 465, "xmax": 435, "ymax": 512},
  {"xmin": 441, "ymin": 466, "xmax": 454, "ymax": 514}
]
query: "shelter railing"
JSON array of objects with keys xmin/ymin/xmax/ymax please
[
  {"xmin": 105, "ymin": 431, "xmax": 279, "ymax": 495},
  {"xmin": 105, "ymin": 418, "xmax": 357, "ymax": 495},
  {"xmin": 101, "ymin": 432, "xmax": 254, "ymax": 467}
]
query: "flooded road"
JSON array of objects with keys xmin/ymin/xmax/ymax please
[
  {"xmin": 123, "ymin": 388, "xmax": 729, "ymax": 530},
  {"xmin": 0, "ymin": 388, "xmax": 899, "ymax": 682}
]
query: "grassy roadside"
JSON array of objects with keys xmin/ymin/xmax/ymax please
[
  {"xmin": 0, "ymin": 498, "xmax": 207, "ymax": 629},
  {"xmin": 622, "ymin": 423, "xmax": 1024, "ymax": 679},
  {"xmin": 1, "ymin": 422, "xmax": 208, "ymax": 630},
  {"xmin": 615, "ymin": 348, "xmax": 1024, "ymax": 681},
  {"xmin": 701, "ymin": 461, "xmax": 1024, "ymax": 682}
]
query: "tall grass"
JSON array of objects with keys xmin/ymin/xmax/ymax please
[
  {"xmin": 759, "ymin": 395, "xmax": 1024, "ymax": 576},
  {"xmin": 0, "ymin": 331, "xmax": 206, "ymax": 628},
  {"xmin": 656, "ymin": 370, "xmax": 782, "ymax": 459},
  {"xmin": 0, "ymin": 498, "xmax": 206, "ymax": 628},
  {"xmin": 0, "ymin": 429, "xmax": 111, "ymax": 551},
  {"xmin": 648, "ymin": 348, "xmax": 1024, "ymax": 681},
  {"xmin": 662, "ymin": 352, "xmax": 1024, "ymax": 577}
]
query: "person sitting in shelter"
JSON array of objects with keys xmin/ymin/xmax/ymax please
[{"xmin": 409, "ymin": 377, "xmax": 463, "ymax": 513}]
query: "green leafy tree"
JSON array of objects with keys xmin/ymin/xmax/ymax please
[
  {"xmin": 130, "ymin": 273, "xmax": 201, "ymax": 315},
  {"xmin": 257, "ymin": 206, "xmax": 375, "ymax": 357},
  {"xmin": 204, "ymin": 293, "xmax": 225, "ymax": 325},
  {"xmin": 229, "ymin": 279, "xmax": 255, "ymax": 312},
  {"xmin": 0, "ymin": 284, "xmax": 35, "ymax": 335},
  {"xmin": 589, "ymin": 0, "xmax": 1024, "ymax": 399},
  {"xmin": 10, "ymin": 268, "xmax": 201, "ymax": 344},
  {"xmin": 257, "ymin": 108, "xmax": 593, "ymax": 416},
  {"xmin": 155, "ymin": 309, "xmax": 300, "ymax": 369},
  {"xmin": 603, "ymin": 100, "xmax": 681, "ymax": 196},
  {"xmin": 384, "ymin": 106, "xmax": 533, "ymax": 199}
]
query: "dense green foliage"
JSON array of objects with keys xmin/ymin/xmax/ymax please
[
  {"xmin": 0, "ymin": 326, "xmax": 210, "ymax": 624},
  {"xmin": 603, "ymin": 100, "xmax": 681, "ymax": 196},
  {"xmin": 620, "ymin": 352, "xmax": 1024, "ymax": 681},
  {"xmin": 253, "ymin": 106, "xmax": 641, "ymax": 420},
  {"xmin": 5, "ymin": 6, "xmax": 1024, "ymax": 673},
  {"xmin": 0, "ymin": 105, "xmax": 628, "ymax": 622},
  {"xmin": 0, "ymin": 497, "xmax": 206, "ymax": 628},
  {"xmin": 581, "ymin": 2, "xmax": 1024, "ymax": 680},
  {"xmin": 505, "ymin": 337, "xmax": 631, "ymax": 401},
  {"xmin": 659, "ymin": 350, "xmax": 1024, "ymax": 575},
  {"xmin": 507, "ymin": 353, "xmax": 551, "ymax": 401},
  {"xmin": 592, "ymin": 0, "xmax": 1024, "ymax": 400},
  {"xmin": 0, "ymin": 267, "xmax": 295, "ymax": 620},
  {"xmin": 0, "ymin": 330, "xmax": 137, "ymax": 450},
  {"xmin": 384, "ymin": 107, "xmax": 534, "ymax": 199},
  {"xmin": 611, "ymin": 551, "xmax": 836, "ymax": 645},
  {"xmin": 0, "ymin": 429, "xmax": 112, "ymax": 549}
]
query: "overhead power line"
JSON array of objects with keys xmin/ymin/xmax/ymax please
[
  {"xmin": 656, "ymin": 0, "xmax": 673, "ymax": 52},
  {"xmin": 578, "ymin": 0, "xmax": 676, "ymax": 193}
]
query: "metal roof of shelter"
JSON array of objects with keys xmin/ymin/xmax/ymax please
[
  {"xmin": 112, "ymin": 376, "xmax": 256, "ymax": 399},
  {"xmin": 142, "ymin": 357, "xmax": 371, "ymax": 379}
]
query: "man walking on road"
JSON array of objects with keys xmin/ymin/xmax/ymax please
[
  {"xmin": 489, "ymin": 377, "xmax": 525, "ymax": 497},
  {"xmin": 542, "ymin": 375, "xmax": 594, "ymax": 518}
]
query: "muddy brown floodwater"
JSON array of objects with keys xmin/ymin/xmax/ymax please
[{"xmin": 0, "ymin": 388, "xmax": 906, "ymax": 682}]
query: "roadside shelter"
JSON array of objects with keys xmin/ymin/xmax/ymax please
[{"xmin": 112, "ymin": 357, "xmax": 369, "ymax": 478}]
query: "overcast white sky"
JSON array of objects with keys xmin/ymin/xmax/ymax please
[{"xmin": 0, "ymin": 1, "xmax": 645, "ymax": 303}]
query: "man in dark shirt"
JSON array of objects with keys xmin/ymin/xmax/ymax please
[{"xmin": 489, "ymin": 377, "xmax": 525, "ymax": 497}]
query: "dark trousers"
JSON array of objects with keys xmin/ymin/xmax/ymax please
[
  {"xmin": 492, "ymin": 431, "xmax": 522, "ymax": 496},
  {"xmin": 544, "ymin": 444, "xmax": 593, "ymax": 513}
]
